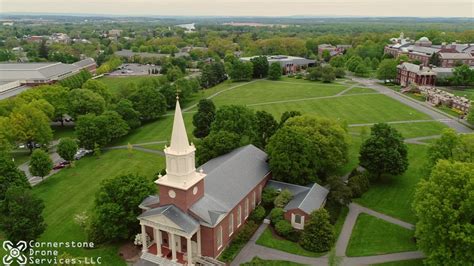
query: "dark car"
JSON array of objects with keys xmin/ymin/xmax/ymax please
[{"xmin": 53, "ymin": 161, "xmax": 70, "ymax": 170}]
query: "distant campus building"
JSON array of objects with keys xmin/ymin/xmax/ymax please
[
  {"xmin": 137, "ymin": 99, "xmax": 328, "ymax": 265},
  {"xmin": 317, "ymin": 44, "xmax": 352, "ymax": 58},
  {"xmin": 0, "ymin": 58, "xmax": 96, "ymax": 99},
  {"xmin": 239, "ymin": 55, "xmax": 316, "ymax": 74}
]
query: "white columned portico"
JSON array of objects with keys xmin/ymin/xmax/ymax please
[
  {"xmin": 154, "ymin": 228, "xmax": 162, "ymax": 257},
  {"xmin": 170, "ymin": 233, "xmax": 177, "ymax": 262},
  {"xmin": 141, "ymin": 224, "xmax": 148, "ymax": 252},
  {"xmin": 197, "ymin": 229, "xmax": 201, "ymax": 257},
  {"xmin": 186, "ymin": 237, "xmax": 192, "ymax": 266}
]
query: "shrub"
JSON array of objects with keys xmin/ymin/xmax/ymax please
[
  {"xmin": 220, "ymin": 220, "xmax": 259, "ymax": 262},
  {"xmin": 274, "ymin": 189, "xmax": 292, "ymax": 208},
  {"xmin": 249, "ymin": 206, "xmax": 266, "ymax": 223},
  {"xmin": 300, "ymin": 209, "xmax": 335, "ymax": 252},
  {"xmin": 270, "ymin": 207, "xmax": 285, "ymax": 225},
  {"xmin": 261, "ymin": 187, "xmax": 278, "ymax": 210},
  {"xmin": 348, "ymin": 172, "xmax": 370, "ymax": 198},
  {"xmin": 275, "ymin": 220, "xmax": 294, "ymax": 238}
]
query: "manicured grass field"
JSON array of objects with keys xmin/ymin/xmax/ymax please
[
  {"xmin": 112, "ymin": 113, "xmax": 194, "ymax": 146},
  {"xmin": 30, "ymin": 149, "xmax": 164, "ymax": 265},
  {"xmin": 346, "ymin": 214, "xmax": 417, "ymax": 257},
  {"xmin": 211, "ymin": 80, "xmax": 346, "ymax": 106},
  {"xmin": 343, "ymin": 87, "xmax": 377, "ymax": 95},
  {"xmin": 52, "ymin": 125, "xmax": 76, "ymax": 140},
  {"xmin": 250, "ymin": 94, "xmax": 430, "ymax": 124},
  {"xmin": 349, "ymin": 121, "xmax": 447, "ymax": 139},
  {"xmin": 256, "ymin": 227, "xmax": 325, "ymax": 257},
  {"xmin": 372, "ymin": 259, "xmax": 424, "ymax": 266},
  {"xmin": 355, "ymin": 144, "xmax": 429, "ymax": 223},
  {"xmin": 11, "ymin": 150, "xmax": 30, "ymax": 166}
]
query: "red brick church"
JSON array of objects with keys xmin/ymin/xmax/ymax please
[{"xmin": 137, "ymin": 99, "xmax": 328, "ymax": 265}]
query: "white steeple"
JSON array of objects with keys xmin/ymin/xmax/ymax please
[
  {"xmin": 169, "ymin": 99, "xmax": 193, "ymax": 154},
  {"xmin": 156, "ymin": 98, "xmax": 205, "ymax": 190}
]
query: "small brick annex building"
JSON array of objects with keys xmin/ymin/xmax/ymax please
[{"xmin": 137, "ymin": 99, "xmax": 328, "ymax": 265}]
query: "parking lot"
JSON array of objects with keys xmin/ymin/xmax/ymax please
[{"xmin": 109, "ymin": 63, "xmax": 161, "ymax": 76}]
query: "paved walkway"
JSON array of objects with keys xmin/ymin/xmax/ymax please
[
  {"xmin": 104, "ymin": 141, "xmax": 167, "ymax": 156},
  {"xmin": 232, "ymin": 202, "xmax": 424, "ymax": 266},
  {"xmin": 246, "ymin": 92, "xmax": 380, "ymax": 107},
  {"xmin": 18, "ymin": 140, "xmax": 63, "ymax": 186},
  {"xmin": 351, "ymin": 77, "xmax": 473, "ymax": 133}
]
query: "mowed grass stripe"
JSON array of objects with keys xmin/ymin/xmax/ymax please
[{"xmin": 249, "ymin": 94, "xmax": 430, "ymax": 124}]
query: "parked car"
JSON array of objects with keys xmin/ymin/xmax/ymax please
[
  {"xmin": 53, "ymin": 161, "xmax": 70, "ymax": 170},
  {"xmin": 74, "ymin": 148, "xmax": 93, "ymax": 160}
]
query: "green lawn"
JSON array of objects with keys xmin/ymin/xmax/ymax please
[
  {"xmin": 27, "ymin": 149, "xmax": 164, "ymax": 265},
  {"xmin": 256, "ymin": 227, "xmax": 325, "ymax": 257},
  {"xmin": 250, "ymin": 94, "xmax": 430, "ymax": 124},
  {"xmin": 371, "ymin": 259, "xmax": 424, "ymax": 266},
  {"xmin": 349, "ymin": 121, "xmax": 447, "ymax": 139},
  {"xmin": 211, "ymin": 79, "xmax": 346, "ymax": 106},
  {"xmin": 346, "ymin": 214, "xmax": 418, "ymax": 257},
  {"xmin": 343, "ymin": 87, "xmax": 377, "ymax": 95},
  {"xmin": 52, "ymin": 125, "xmax": 76, "ymax": 140},
  {"xmin": 355, "ymin": 144, "xmax": 429, "ymax": 223},
  {"xmin": 11, "ymin": 150, "xmax": 30, "ymax": 166}
]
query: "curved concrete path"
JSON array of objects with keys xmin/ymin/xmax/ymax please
[{"xmin": 232, "ymin": 202, "xmax": 424, "ymax": 266}]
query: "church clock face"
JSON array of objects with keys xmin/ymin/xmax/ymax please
[
  {"xmin": 168, "ymin": 189, "xmax": 176, "ymax": 198},
  {"xmin": 193, "ymin": 186, "xmax": 198, "ymax": 195}
]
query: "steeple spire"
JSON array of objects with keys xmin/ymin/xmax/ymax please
[{"xmin": 169, "ymin": 99, "xmax": 191, "ymax": 154}]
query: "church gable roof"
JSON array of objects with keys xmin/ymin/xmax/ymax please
[
  {"xmin": 190, "ymin": 144, "xmax": 270, "ymax": 226},
  {"xmin": 138, "ymin": 205, "xmax": 199, "ymax": 235}
]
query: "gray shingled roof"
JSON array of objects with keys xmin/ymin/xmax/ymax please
[
  {"xmin": 72, "ymin": 58, "xmax": 96, "ymax": 68},
  {"xmin": 189, "ymin": 144, "xmax": 270, "ymax": 226},
  {"xmin": 0, "ymin": 62, "xmax": 79, "ymax": 82},
  {"xmin": 139, "ymin": 195, "xmax": 160, "ymax": 210},
  {"xmin": 138, "ymin": 205, "xmax": 199, "ymax": 235},
  {"xmin": 397, "ymin": 62, "xmax": 436, "ymax": 75},
  {"xmin": 266, "ymin": 180, "xmax": 329, "ymax": 214}
]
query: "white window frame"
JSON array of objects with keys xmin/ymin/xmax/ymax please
[
  {"xmin": 228, "ymin": 213, "xmax": 234, "ymax": 236},
  {"xmin": 237, "ymin": 206, "xmax": 242, "ymax": 227},
  {"xmin": 258, "ymin": 185, "xmax": 262, "ymax": 204},
  {"xmin": 245, "ymin": 198, "xmax": 249, "ymax": 218},
  {"xmin": 252, "ymin": 191, "xmax": 256, "ymax": 209},
  {"xmin": 217, "ymin": 225, "xmax": 223, "ymax": 250}
]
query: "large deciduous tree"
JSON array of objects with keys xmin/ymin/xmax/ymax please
[
  {"xmin": 9, "ymin": 104, "xmax": 53, "ymax": 152},
  {"xmin": 376, "ymin": 59, "xmax": 398, "ymax": 82},
  {"xmin": 229, "ymin": 60, "xmax": 253, "ymax": 81},
  {"xmin": 268, "ymin": 62, "xmax": 282, "ymax": 80},
  {"xmin": 211, "ymin": 105, "xmax": 255, "ymax": 140},
  {"xmin": 413, "ymin": 160, "xmax": 473, "ymax": 265},
  {"xmin": 75, "ymin": 111, "xmax": 129, "ymax": 149},
  {"xmin": 114, "ymin": 99, "xmax": 141, "ymax": 129},
  {"xmin": 299, "ymin": 209, "xmax": 335, "ymax": 252},
  {"xmin": 250, "ymin": 56, "xmax": 269, "ymax": 78},
  {"xmin": 82, "ymin": 79, "xmax": 113, "ymax": 104},
  {"xmin": 196, "ymin": 131, "xmax": 241, "ymax": 165},
  {"xmin": 267, "ymin": 115, "xmax": 349, "ymax": 185},
  {"xmin": 29, "ymin": 149, "xmax": 53, "ymax": 179},
  {"xmin": 128, "ymin": 86, "xmax": 167, "ymax": 121},
  {"xmin": 68, "ymin": 89, "xmax": 106, "ymax": 119},
  {"xmin": 57, "ymin": 138, "xmax": 78, "ymax": 162},
  {"xmin": 0, "ymin": 153, "xmax": 30, "ymax": 200},
  {"xmin": 359, "ymin": 123, "xmax": 408, "ymax": 178},
  {"xmin": 192, "ymin": 99, "xmax": 216, "ymax": 138},
  {"xmin": 87, "ymin": 174, "xmax": 155, "ymax": 243},
  {"xmin": 0, "ymin": 186, "xmax": 46, "ymax": 242},
  {"xmin": 253, "ymin": 111, "xmax": 278, "ymax": 149}
]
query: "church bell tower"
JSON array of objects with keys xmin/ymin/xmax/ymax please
[{"xmin": 156, "ymin": 98, "xmax": 205, "ymax": 211}]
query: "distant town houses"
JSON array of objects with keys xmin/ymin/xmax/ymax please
[
  {"xmin": 318, "ymin": 44, "xmax": 352, "ymax": 58},
  {"xmin": 385, "ymin": 32, "xmax": 474, "ymax": 67},
  {"xmin": 239, "ymin": 55, "xmax": 316, "ymax": 74},
  {"xmin": 23, "ymin": 32, "xmax": 72, "ymax": 44}
]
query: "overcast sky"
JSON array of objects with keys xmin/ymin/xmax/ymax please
[{"xmin": 1, "ymin": 0, "xmax": 472, "ymax": 17}]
